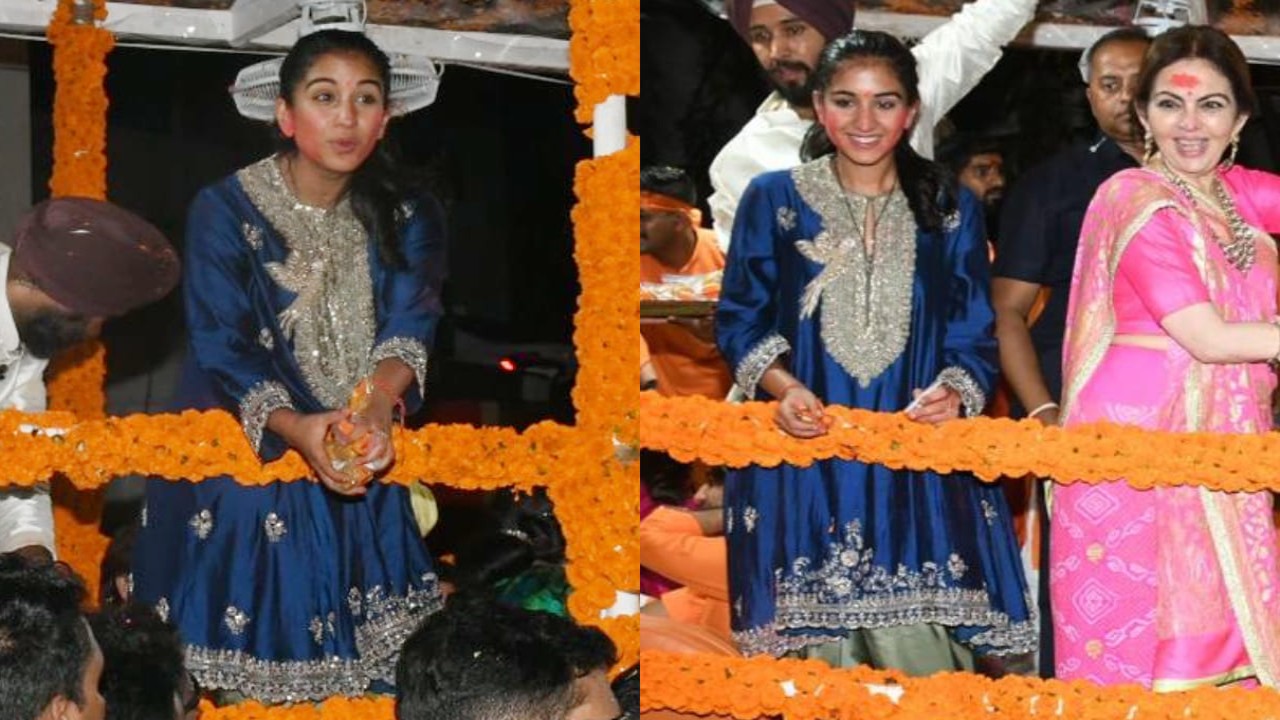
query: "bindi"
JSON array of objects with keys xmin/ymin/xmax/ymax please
[{"xmin": 1170, "ymin": 73, "xmax": 1199, "ymax": 89}]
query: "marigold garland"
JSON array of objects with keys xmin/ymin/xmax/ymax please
[
  {"xmin": 641, "ymin": 392, "xmax": 1280, "ymax": 492},
  {"xmin": 47, "ymin": 0, "xmax": 112, "ymax": 199},
  {"xmin": 639, "ymin": 650, "xmax": 1280, "ymax": 719},
  {"xmin": 568, "ymin": 0, "xmax": 640, "ymax": 123},
  {"xmin": 47, "ymin": 340, "xmax": 107, "ymax": 418}
]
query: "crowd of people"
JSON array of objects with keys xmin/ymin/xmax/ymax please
[{"xmin": 641, "ymin": 0, "xmax": 1280, "ymax": 697}]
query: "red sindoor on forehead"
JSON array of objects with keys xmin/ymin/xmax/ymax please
[{"xmin": 1170, "ymin": 73, "xmax": 1200, "ymax": 89}]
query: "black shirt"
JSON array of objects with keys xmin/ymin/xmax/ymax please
[{"xmin": 993, "ymin": 136, "xmax": 1138, "ymax": 403}]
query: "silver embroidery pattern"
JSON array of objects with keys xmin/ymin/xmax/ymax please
[
  {"xmin": 791, "ymin": 159, "xmax": 916, "ymax": 387},
  {"xmin": 237, "ymin": 157, "xmax": 377, "ymax": 408},
  {"xmin": 726, "ymin": 510, "xmax": 734, "ymax": 535},
  {"xmin": 776, "ymin": 206, "xmax": 797, "ymax": 231},
  {"xmin": 735, "ymin": 334, "xmax": 790, "ymax": 396},
  {"xmin": 140, "ymin": 505, "xmax": 148, "ymax": 528},
  {"xmin": 936, "ymin": 366, "xmax": 987, "ymax": 418},
  {"xmin": 263, "ymin": 513, "xmax": 287, "ymax": 543},
  {"xmin": 184, "ymin": 576, "xmax": 443, "ymax": 702},
  {"xmin": 355, "ymin": 573, "xmax": 444, "ymax": 684},
  {"xmin": 188, "ymin": 509, "xmax": 213, "ymax": 540},
  {"xmin": 309, "ymin": 616, "xmax": 325, "ymax": 644},
  {"xmin": 239, "ymin": 380, "xmax": 293, "ymax": 452},
  {"xmin": 347, "ymin": 587, "xmax": 363, "ymax": 616},
  {"xmin": 981, "ymin": 499, "xmax": 998, "ymax": 526},
  {"xmin": 155, "ymin": 597, "xmax": 169, "ymax": 622},
  {"xmin": 243, "ymin": 222, "xmax": 264, "ymax": 251},
  {"xmin": 742, "ymin": 506, "xmax": 759, "ymax": 534},
  {"xmin": 370, "ymin": 336, "xmax": 430, "ymax": 399},
  {"xmin": 224, "ymin": 606, "xmax": 251, "ymax": 636},
  {"xmin": 732, "ymin": 519, "xmax": 1037, "ymax": 657},
  {"xmin": 258, "ymin": 327, "xmax": 275, "ymax": 351}
]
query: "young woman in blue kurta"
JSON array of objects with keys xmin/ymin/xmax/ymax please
[
  {"xmin": 132, "ymin": 31, "xmax": 445, "ymax": 702},
  {"xmin": 715, "ymin": 31, "xmax": 1034, "ymax": 671}
]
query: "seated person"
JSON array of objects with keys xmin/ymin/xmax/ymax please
[
  {"xmin": 641, "ymin": 166, "xmax": 731, "ymax": 399},
  {"xmin": 0, "ymin": 554, "xmax": 104, "ymax": 720},
  {"xmin": 88, "ymin": 602, "xmax": 199, "ymax": 720}
]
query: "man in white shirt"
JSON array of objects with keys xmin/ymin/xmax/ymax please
[
  {"xmin": 0, "ymin": 198, "xmax": 178, "ymax": 564},
  {"xmin": 709, "ymin": 0, "xmax": 1036, "ymax": 249}
]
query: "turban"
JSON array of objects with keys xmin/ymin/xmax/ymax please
[
  {"xmin": 8, "ymin": 197, "xmax": 180, "ymax": 318},
  {"xmin": 727, "ymin": 0, "xmax": 854, "ymax": 43}
]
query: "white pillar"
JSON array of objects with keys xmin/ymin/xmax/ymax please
[{"xmin": 592, "ymin": 94, "xmax": 626, "ymax": 158}]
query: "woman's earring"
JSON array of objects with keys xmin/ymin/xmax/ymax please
[
  {"xmin": 1143, "ymin": 130, "xmax": 1157, "ymax": 166},
  {"xmin": 1222, "ymin": 135, "xmax": 1240, "ymax": 170}
]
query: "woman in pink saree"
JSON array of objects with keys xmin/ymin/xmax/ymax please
[{"xmin": 1053, "ymin": 25, "xmax": 1280, "ymax": 689}]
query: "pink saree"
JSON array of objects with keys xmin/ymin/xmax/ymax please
[{"xmin": 1053, "ymin": 164, "xmax": 1280, "ymax": 689}]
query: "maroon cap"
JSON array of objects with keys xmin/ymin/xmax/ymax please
[
  {"xmin": 8, "ymin": 197, "xmax": 179, "ymax": 318},
  {"xmin": 727, "ymin": 0, "xmax": 855, "ymax": 43}
]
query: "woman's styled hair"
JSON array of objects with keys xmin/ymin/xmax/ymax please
[
  {"xmin": 800, "ymin": 30, "xmax": 955, "ymax": 232},
  {"xmin": 1133, "ymin": 25, "xmax": 1256, "ymax": 126},
  {"xmin": 277, "ymin": 30, "xmax": 414, "ymax": 269}
]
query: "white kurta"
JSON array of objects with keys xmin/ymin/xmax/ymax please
[
  {"xmin": 0, "ymin": 245, "xmax": 53, "ymax": 554},
  {"xmin": 707, "ymin": 0, "xmax": 1036, "ymax": 250}
]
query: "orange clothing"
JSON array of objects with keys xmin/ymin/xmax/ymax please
[
  {"xmin": 639, "ymin": 506, "xmax": 731, "ymax": 642},
  {"xmin": 641, "ymin": 230, "xmax": 733, "ymax": 399}
]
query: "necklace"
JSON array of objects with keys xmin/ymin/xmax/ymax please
[
  {"xmin": 1157, "ymin": 162, "xmax": 1256, "ymax": 273},
  {"xmin": 831, "ymin": 159, "xmax": 897, "ymax": 255}
]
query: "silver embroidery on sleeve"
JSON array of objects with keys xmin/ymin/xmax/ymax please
[
  {"xmin": 791, "ymin": 159, "xmax": 916, "ymax": 388},
  {"xmin": 370, "ymin": 336, "xmax": 430, "ymax": 398},
  {"xmin": 263, "ymin": 513, "xmax": 287, "ymax": 543},
  {"xmin": 776, "ymin": 206, "xmax": 797, "ymax": 231},
  {"xmin": 242, "ymin": 222, "xmax": 264, "ymax": 251},
  {"xmin": 936, "ymin": 366, "xmax": 987, "ymax": 418},
  {"xmin": 239, "ymin": 380, "xmax": 293, "ymax": 452},
  {"xmin": 238, "ymin": 157, "xmax": 377, "ymax": 409},
  {"xmin": 155, "ymin": 597, "xmax": 169, "ymax": 622},
  {"xmin": 188, "ymin": 510, "xmax": 213, "ymax": 540},
  {"xmin": 735, "ymin": 334, "xmax": 790, "ymax": 396}
]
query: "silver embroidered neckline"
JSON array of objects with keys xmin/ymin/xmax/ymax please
[
  {"xmin": 237, "ymin": 156, "xmax": 377, "ymax": 408},
  {"xmin": 791, "ymin": 158, "xmax": 916, "ymax": 387}
]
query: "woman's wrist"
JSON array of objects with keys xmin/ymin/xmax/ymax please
[
  {"xmin": 1027, "ymin": 401, "xmax": 1059, "ymax": 420},
  {"xmin": 774, "ymin": 381, "xmax": 804, "ymax": 399}
]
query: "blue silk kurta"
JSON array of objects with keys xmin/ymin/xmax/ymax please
[
  {"xmin": 716, "ymin": 159, "xmax": 1034, "ymax": 657},
  {"xmin": 132, "ymin": 158, "xmax": 445, "ymax": 702}
]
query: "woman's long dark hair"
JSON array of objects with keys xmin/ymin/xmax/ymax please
[
  {"xmin": 800, "ymin": 31, "xmax": 955, "ymax": 232},
  {"xmin": 277, "ymin": 30, "xmax": 412, "ymax": 268}
]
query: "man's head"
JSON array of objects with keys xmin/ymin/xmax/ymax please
[
  {"xmin": 396, "ymin": 596, "xmax": 619, "ymax": 720},
  {"xmin": 728, "ymin": 0, "xmax": 854, "ymax": 107},
  {"xmin": 1080, "ymin": 28, "xmax": 1151, "ymax": 145},
  {"xmin": 6, "ymin": 197, "xmax": 179, "ymax": 359},
  {"xmin": 940, "ymin": 136, "xmax": 1006, "ymax": 209},
  {"xmin": 526, "ymin": 610, "xmax": 620, "ymax": 720},
  {"xmin": 0, "ymin": 555, "xmax": 104, "ymax": 720},
  {"xmin": 640, "ymin": 166, "xmax": 697, "ymax": 257}
]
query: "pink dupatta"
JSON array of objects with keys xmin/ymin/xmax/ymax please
[{"xmin": 1060, "ymin": 164, "xmax": 1280, "ymax": 688}]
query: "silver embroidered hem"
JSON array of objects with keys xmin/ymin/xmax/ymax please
[
  {"xmin": 239, "ymin": 380, "xmax": 293, "ymax": 452},
  {"xmin": 184, "ymin": 574, "xmax": 443, "ymax": 703},
  {"xmin": 735, "ymin": 334, "xmax": 790, "ymax": 396},
  {"xmin": 370, "ymin": 336, "xmax": 430, "ymax": 399},
  {"xmin": 936, "ymin": 366, "xmax": 987, "ymax": 418},
  {"xmin": 733, "ymin": 611, "xmax": 1038, "ymax": 659}
]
